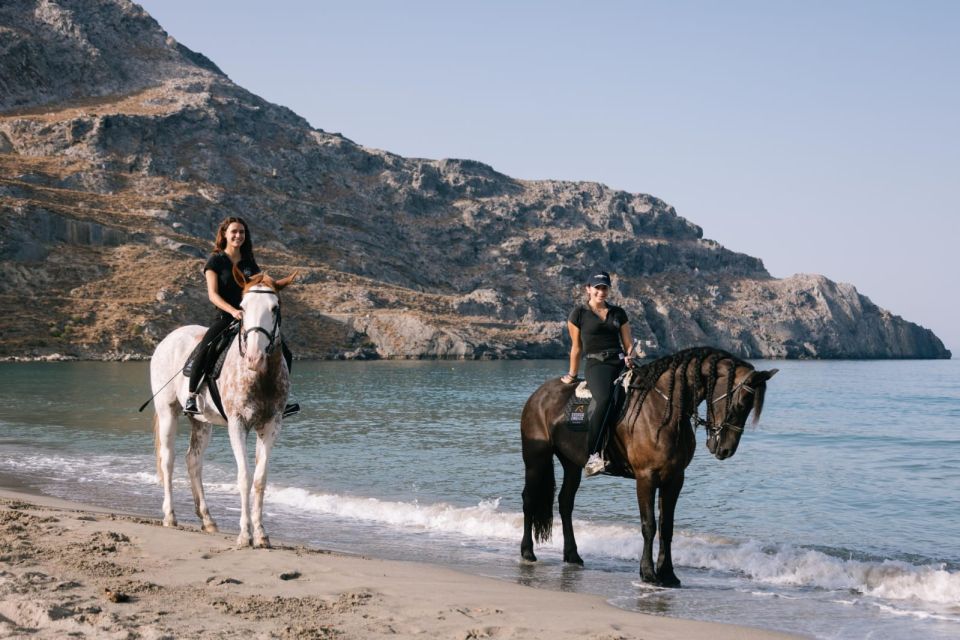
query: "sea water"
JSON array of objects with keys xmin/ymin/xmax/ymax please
[{"xmin": 0, "ymin": 359, "xmax": 958, "ymax": 639}]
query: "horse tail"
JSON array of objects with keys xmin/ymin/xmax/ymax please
[
  {"xmin": 530, "ymin": 462, "xmax": 555, "ymax": 544},
  {"xmin": 522, "ymin": 443, "xmax": 556, "ymax": 544},
  {"xmin": 153, "ymin": 413, "xmax": 162, "ymax": 486}
]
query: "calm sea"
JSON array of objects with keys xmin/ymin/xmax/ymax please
[{"xmin": 1, "ymin": 359, "xmax": 958, "ymax": 639}]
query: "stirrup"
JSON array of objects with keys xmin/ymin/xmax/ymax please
[
  {"xmin": 584, "ymin": 453, "xmax": 607, "ymax": 477},
  {"xmin": 183, "ymin": 394, "xmax": 201, "ymax": 415},
  {"xmin": 282, "ymin": 402, "xmax": 300, "ymax": 418}
]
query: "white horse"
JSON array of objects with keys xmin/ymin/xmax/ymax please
[{"xmin": 150, "ymin": 267, "xmax": 294, "ymax": 547}]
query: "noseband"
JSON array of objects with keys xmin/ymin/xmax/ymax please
[{"xmin": 238, "ymin": 289, "xmax": 281, "ymax": 357}]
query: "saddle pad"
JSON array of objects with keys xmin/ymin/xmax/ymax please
[{"xmin": 562, "ymin": 392, "xmax": 591, "ymax": 432}]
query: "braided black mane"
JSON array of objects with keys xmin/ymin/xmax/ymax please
[{"xmin": 624, "ymin": 346, "xmax": 753, "ymax": 432}]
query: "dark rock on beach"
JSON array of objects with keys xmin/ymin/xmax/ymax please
[{"xmin": 0, "ymin": 0, "xmax": 950, "ymax": 360}]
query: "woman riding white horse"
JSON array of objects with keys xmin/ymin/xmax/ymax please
[{"xmin": 149, "ymin": 218, "xmax": 296, "ymax": 547}]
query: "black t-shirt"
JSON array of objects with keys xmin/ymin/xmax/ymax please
[
  {"xmin": 204, "ymin": 252, "xmax": 261, "ymax": 309},
  {"xmin": 568, "ymin": 303, "xmax": 629, "ymax": 355}
]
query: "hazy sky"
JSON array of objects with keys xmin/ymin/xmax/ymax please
[{"xmin": 138, "ymin": 1, "xmax": 958, "ymax": 354}]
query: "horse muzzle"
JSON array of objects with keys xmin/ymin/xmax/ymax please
[
  {"xmin": 713, "ymin": 447, "xmax": 736, "ymax": 460},
  {"xmin": 706, "ymin": 432, "xmax": 740, "ymax": 460}
]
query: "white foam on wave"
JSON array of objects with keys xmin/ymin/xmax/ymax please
[
  {"xmin": 262, "ymin": 483, "xmax": 960, "ymax": 608},
  {"xmin": 0, "ymin": 451, "xmax": 194, "ymax": 493},
  {"xmin": 677, "ymin": 536, "xmax": 960, "ymax": 606},
  {"xmin": 265, "ymin": 485, "xmax": 522, "ymax": 539},
  {"xmin": 261, "ymin": 484, "xmax": 658, "ymax": 559}
]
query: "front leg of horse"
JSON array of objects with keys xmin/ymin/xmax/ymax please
[
  {"xmin": 655, "ymin": 475, "xmax": 685, "ymax": 588},
  {"xmin": 635, "ymin": 478, "xmax": 658, "ymax": 584},
  {"xmin": 185, "ymin": 420, "xmax": 219, "ymax": 533},
  {"xmin": 155, "ymin": 410, "xmax": 178, "ymax": 528},
  {"xmin": 250, "ymin": 423, "xmax": 279, "ymax": 548},
  {"xmin": 558, "ymin": 455, "xmax": 584, "ymax": 565},
  {"xmin": 227, "ymin": 421, "xmax": 253, "ymax": 547}
]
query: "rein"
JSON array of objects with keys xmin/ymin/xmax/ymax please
[{"xmin": 238, "ymin": 289, "xmax": 281, "ymax": 357}]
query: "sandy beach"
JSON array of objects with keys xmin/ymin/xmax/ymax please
[{"xmin": 0, "ymin": 487, "xmax": 804, "ymax": 640}]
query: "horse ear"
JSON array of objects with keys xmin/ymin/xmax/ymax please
[
  {"xmin": 754, "ymin": 368, "xmax": 779, "ymax": 383},
  {"xmin": 232, "ymin": 264, "xmax": 248, "ymax": 289},
  {"xmin": 274, "ymin": 271, "xmax": 298, "ymax": 291}
]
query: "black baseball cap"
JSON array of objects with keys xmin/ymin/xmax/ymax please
[{"xmin": 589, "ymin": 271, "xmax": 611, "ymax": 287}]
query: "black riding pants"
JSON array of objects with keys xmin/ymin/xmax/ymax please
[
  {"xmin": 188, "ymin": 311, "xmax": 294, "ymax": 393},
  {"xmin": 585, "ymin": 356, "xmax": 624, "ymax": 455}
]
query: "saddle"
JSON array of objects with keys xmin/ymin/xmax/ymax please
[
  {"xmin": 562, "ymin": 372, "xmax": 635, "ymax": 477},
  {"xmin": 561, "ymin": 382, "xmax": 593, "ymax": 432},
  {"xmin": 182, "ymin": 323, "xmax": 240, "ymax": 420},
  {"xmin": 561, "ymin": 377, "xmax": 631, "ymax": 430},
  {"xmin": 182, "ymin": 322, "xmax": 239, "ymax": 382}
]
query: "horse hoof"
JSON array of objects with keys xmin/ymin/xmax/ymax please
[
  {"xmin": 521, "ymin": 549, "xmax": 537, "ymax": 562},
  {"xmin": 658, "ymin": 574, "xmax": 682, "ymax": 588},
  {"xmin": 254, "ymin": 536, "xmax": 271, "ymax": 549},
  {"xmin": 640, "ymin": 571, "xmax": 658, "ymax": 585},
  {"xmin": 563, "ymin": 552, "xmax": 584, "ymax": 566},
  {"xmin": 236, "ymin": 535, "xmax": 252, "ymax": 548},
  {"xmin": 202, "ymin": 522, "xmax": 219, "ymax": 534},
  {"xmin": 162, "ymin": 516, "xmax": 177, "ymax": 528}
]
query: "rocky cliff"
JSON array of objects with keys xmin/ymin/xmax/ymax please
[{"xmin": 0, "ymin": 0, "xmax": 950, "ymax": 360}]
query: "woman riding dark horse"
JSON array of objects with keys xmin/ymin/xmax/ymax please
[
  {"xmin": 561, "ymin": 270, "xmax": 636, "ymax": 477},
  {"xmin": 520, "ymin": 346, "xmax": 777, "ymax": 587}
]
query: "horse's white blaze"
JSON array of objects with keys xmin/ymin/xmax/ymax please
[{"xmin": 149, "ymin": 280, "xmax": 289, "ymax": 547}]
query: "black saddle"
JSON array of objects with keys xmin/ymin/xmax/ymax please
[
  {"xmin": 561, "ymin": 377, "xmax": 629, "ymax": 434},
  {"xmin": 181, "ymin": 323, "xmax": 240, "ymax": 421},
  {"xmin": 182, "ymin": 322, "xmax": 239, "ymax": 382},
  {"xmin": 563, "ymin": 376, "xmax": 634, "ymax": 478}
]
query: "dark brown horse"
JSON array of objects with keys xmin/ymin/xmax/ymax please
[{"xmin": 520, "ymin": 346, "xmax": 777, "ymax": 587}]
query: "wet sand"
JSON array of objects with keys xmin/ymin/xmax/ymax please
[{"xmin": 0, "ymin": 488, "xmax": 804, "ymax": 639}]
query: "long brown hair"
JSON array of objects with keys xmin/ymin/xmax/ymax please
[{"xmin": 213, "ymin": 216, "xmax": 255, "ymax": 262}]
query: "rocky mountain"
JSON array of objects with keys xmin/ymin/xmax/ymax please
[{"xmin": 0, "ymin": 0, "xmax": 950, "ymax": 360}]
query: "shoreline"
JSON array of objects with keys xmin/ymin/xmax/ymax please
[{"xmin": 0, "ymin": 487, "xmax": 805, "ymax": 639}]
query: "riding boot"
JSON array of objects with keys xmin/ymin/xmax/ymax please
[
  {"xmin": 185, "ymin": 350, "xmax": 207, "ymax": 416},
  {"xmin": 280, "ymin": 340, "xmax": 298, "ymax": 417},
  {"xmin": 182, "ymin": 340, "xmax": 206, "ymax": 377},
  {"xmin": 184, "ymin": 392, "xmax": 200, "ymax": 415}
]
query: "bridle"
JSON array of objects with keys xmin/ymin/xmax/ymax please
[
  {"xmin": 238, "ymin": 288, "xmax": 281, "ymax": 357},
  {"xmin": 696, "ymin": 378, "xmax": 755, "ymax": 440},
  {"xmin": 648, "ymin": 372, "xmax": 756, "ymax": 439}
]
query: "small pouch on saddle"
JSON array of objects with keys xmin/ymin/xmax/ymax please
[{"xmin": 562, "ymin": 382, "xmax": 593, "ymax": 431}]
